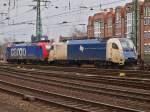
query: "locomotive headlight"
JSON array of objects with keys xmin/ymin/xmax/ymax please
[
  {"xmin": 45, "ymin": 45, "xmax": 51, "ymax": 50},
  {"xmin": 120, "ymin": 58, "xmax": 124, "ymax": 62}
]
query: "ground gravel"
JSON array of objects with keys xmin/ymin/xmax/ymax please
[
  {"xmin": 0, "ymin": 92, "xmax": 70, "ymax": 112},
  {"xmin": 0, "ymin": 74, "xmax": 150, "ymax": 112}
]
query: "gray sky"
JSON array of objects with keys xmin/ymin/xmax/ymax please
[{"xmin": 0, "ymin": 0, "xmax": 131, "ymax": 44}]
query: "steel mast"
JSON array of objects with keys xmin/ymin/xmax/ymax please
[
  {"xmin": 131, "ymin": 0, "xmax": 138, "ymax": 50},
  {"xmin": 134, "ymin": 0, "xmax": 138, "ymax": 49},
  {"xmin": 36, "ymin": 0, "xmax": 42, "ymax": 41}
]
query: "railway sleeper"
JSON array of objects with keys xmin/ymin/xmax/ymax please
[{"xmin": 22, "ymin": 94, "xmax": 36, "ymax": 102}]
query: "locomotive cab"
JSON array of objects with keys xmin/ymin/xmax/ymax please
[
  {"xmin": 107, "ymin": 38, "xmax": 124, "ymax": 65},
  {"xmin": 107, "ymin": 38, "xmax": 137, "ymax": 65},
  {"xmin": 119, "ymin": 38, "xmax": 137, "ymax": 64}
]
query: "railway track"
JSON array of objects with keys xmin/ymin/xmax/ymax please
[
  {"xmin": 0, "ymin": 68, "xmax": 148, "ymax": 112},
  {"xmin": 1, "ymin": 63, "xmax": 150, "ymax": 79},
  {"xmin": 1, "ymin": 66, "xmax": 150, "ymax": 90},
  {"xmin": 0, "ymin": 79, "xmax": 143, "ymax": 112},
  {"xmin": 0, "ymin": 67, "xmax": 150, "ymax": 103},
  {"xmin": 0, "ymin": 64, "xmax": 149, "ymax": 111}
]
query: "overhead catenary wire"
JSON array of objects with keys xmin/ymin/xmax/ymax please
[
  {"xmin": 1, "ymin": 0, "xmax": 126, "ymax": 26},
  {"xmin": 0, "ymin": 0, "xmax": 127, "ymax": 41},
  {"xmin": 0, "ymin": 8, "xmax": 36, "ymax": 24},
  {"xmin": 0, "ymin": 18, "xmax": 87, "ymax": 35},
  {"xmin": 0, "ymin": 22, "xmax": 87, "ymax": 40}
]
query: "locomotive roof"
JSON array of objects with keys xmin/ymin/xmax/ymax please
[
  {"xmin": 10, "ymin": 42, "xmax": 38, "ymax": 47},
  {"xmin": 67, "ymin": 38, "xmax": 109, "ymax": 45}
]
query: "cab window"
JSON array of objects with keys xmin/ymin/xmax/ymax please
[
  {"xmin": 51, "ymin": 46, "xmax": 54, "ymax": 50},
  {"xmin": 112, "ymin": 43, "xmax": 119, "ymax": 50}
]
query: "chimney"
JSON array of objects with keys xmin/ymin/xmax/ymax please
[
  {"xmin": 109, "ymin": 8, "xmax": 114, "ymax": 12},
  {"xmin": 104, "ymin": 9, "xmax": 107, "ymax": 12}
]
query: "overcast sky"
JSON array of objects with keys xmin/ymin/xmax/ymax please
[{"xmin": 0, "ymin": 0, "xmax": 132, "ymax": 44}]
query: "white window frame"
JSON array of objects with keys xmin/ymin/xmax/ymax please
[
  {"xmin": 144, "ymin": 44, "xmax": 150, "ymax": 54},
  {"xmin": 144, "ymin": 17, "xmax": 150, "ymax": 25},
  {"xmin": 144, "ymin": 31, "xmax": 150, "ymax": 39},
  {"xmin": 108, "ymin": 17, "xmax": 113, "ymax": 34},
  {"xmin": 94, "ymin": 21, "xmax": 104, "ymax": 38},
  {"xmin": 126, "ymin": 12, "xmax": 134, "ymax": 38},
  {"xmin": 145, "ymin": 7, "xmax": 150, "ymax": 17}
]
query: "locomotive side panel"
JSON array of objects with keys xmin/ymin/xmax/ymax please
[
  {"xmin": 67, "ymin": 39, "xmax": 107, "ymax": 61},
  {"xmin": 26, "ymin": 46, "xmax": 43, "ymax": 60},
  {"xmin": 55, "ymin": 43, "xmax": 67, "ymax": 60},
  {"xmin": 6, "ymin": 46, "xmax": 27, "ymax": 60},
  {"xmin": 48, "ymin": 43, "xmax": 67, "ymax": 61},
  {"xmin": 6, "ymin": 45, "xmax": 43, "ymax": 61}
]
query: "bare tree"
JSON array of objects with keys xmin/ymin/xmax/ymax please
[
  {"xmin": 3, "ymin": 37, "xmax": 13, "ymax": 44},
  {"xmin": 70, "ymin": 27, "xmax": 87, "ymax": 38}
]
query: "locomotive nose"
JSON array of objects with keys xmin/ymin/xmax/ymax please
[
  {"xmin": 123, "ymin": 51, "xmax": 137, "ymax": 64},
  {"xmin": 45, "ymin": 45, "xmax": 51, "ymax": 51}
]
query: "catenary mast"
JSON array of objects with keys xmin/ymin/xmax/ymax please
[{"xmin": 36, "ymin": 0, "xmax": 42, "ymax": 41}]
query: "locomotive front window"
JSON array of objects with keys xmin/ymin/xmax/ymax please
[
  {"xmin": 112, "ymin": 43, "xmax": 119, "ymax": 50},
  {"xmin": 51, "ymin": 46, "xmax": 54, "ymax": 50},
  {"xmin": 119, "ymin": 39, "xmax": 134, "ymax": 51}
]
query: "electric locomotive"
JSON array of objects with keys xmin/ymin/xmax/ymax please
[
  {"xmin": 5, "ymin": 36, "xmax": 51, "ymax": 63},
  {"xmin": 48, "ymin": 38, "xmax": 137, "ymax": 66}
]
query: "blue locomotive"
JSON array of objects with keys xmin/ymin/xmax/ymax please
[
  {"xmin": 5, "ymin": 42, "xmax": 51, "ymax": 63},
  {"xmin": 5, "ymin": 37, "xmax": 137, "ymax": 66},
  {"xmin": 48, "ymin": 38, "xmax": 137, "ymax": 66}
]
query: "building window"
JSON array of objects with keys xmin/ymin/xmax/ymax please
[
  {"xmin": 115, "ymin": 11, "xmax": 121, "ymax": 28},
  {"xmin": 100, "ymin": 21, "xmax": 104, "ymax": 29},
  {"xmin": 126, "ymin": 12, "xmax": 134, "ymax": 38},
  {"xmin": 144, "ymin": 7, "xmax": 150, "ymax": 17},
  {"xmin": 144, "ymin": 31, "xmax": 150, "ymax": 39},
  {"xmin": 144, "ymin": 17, "xmax": 150, "ymax": 25},
  {"xmin": 94, "ymin": 21, "xmax": 100, "ymax": 38},
  {"xmin": 108, "ymin": 17, "xmax": 113, "ymax": 34},
  {"xmin": 94, "ymin": 21, "xmax": 104, "ymax": 38},
  {"xmin": 144, "ymin": 44, "xmax": 150, "ymax": 54}
]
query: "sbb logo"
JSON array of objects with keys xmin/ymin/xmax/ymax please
[{"xmin": 11, "ymin": 48, "xmax": 26, "ymax": 57}]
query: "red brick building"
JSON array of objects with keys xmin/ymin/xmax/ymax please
[
  {"xmin": 124, "ymin": 2, "xmax": 134, "ymax": 39},
  {"xmin": 140, "ymin": 1, "xmax": 150, "ymax": 61},
  {"xmin": 87, "ymin": 16, "xmax": 94, "ymax": 39},
  {"xmin": 115, "ymin": 6, "xmax": 125, "ymax": 37},
  {"xmin": 105, "ymin": 8, "xmax": 115, "ymax": 37},
  {"xmin": 87, "ymin": 1, "xmax": 150, "ymax": 61},
  {"xmin": 87, "ymin": 11, "xmax": 107, "ymax": 38}
]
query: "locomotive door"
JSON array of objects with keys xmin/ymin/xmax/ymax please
[
  {"xmin": 110, "ymin": 43, "xmax": 121, "ymax": 64},
  {"xmin": 48, "ymin": 45, "xmax": 55, "ymax": 61},
  {"xmin": 112, "ymin": 43, "xmax": 124, "ymax": 65},
  {"xmin": 112, "ymin": 43, "xmax": 119, "ymax": 62}
]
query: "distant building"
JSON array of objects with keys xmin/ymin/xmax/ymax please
[
  {"xmin": 105, "ymin": 8, "xmax": 115, "ymax": 37},
  {"xmin": 141, "ymin": 1, "xmax": 150, "ymax": 62},
  {"xmin": 87, "ymin": 16, "xmax": 94, "ymax": 39},
  {"xmin": 87, "ymin": 1, "xmax": 150, "ymax": 61},
  {"xmin": 115, "ymin": 6, "xmax": 125, "ymax": 37}
]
